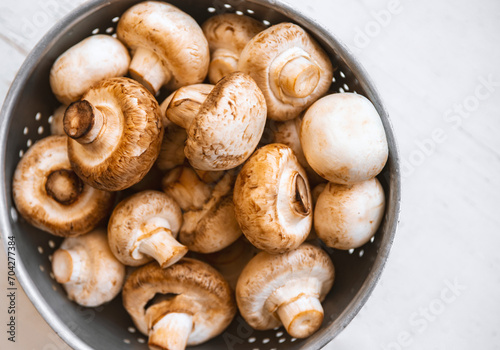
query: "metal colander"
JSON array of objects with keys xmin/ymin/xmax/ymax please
[{"xmin": 0, "ymin": 0, "xmax": 401, "ymax": 349}]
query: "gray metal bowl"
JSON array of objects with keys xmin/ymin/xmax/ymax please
[{"xmin": 0, "ymin": 0, "xmax": 401, "ymax": 349}]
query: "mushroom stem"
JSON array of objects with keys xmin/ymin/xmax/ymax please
[
  {"xmin": 135, "ymin": 228, "xmax": 188, "ymax": 268},
  {"xmin": 271, "ymin": 48, "xmax": 321, "ymax": 99},
  {"xmin": 148, "ymin": 312, "xmax": 193, "ymax": 350},
  {"xmin": 63, "ymin": 100, "xmax": 105, "ymax": 144},
  {"xmin": 290, "ymin": 172, "xmax": 311, "ymax": 216},
  {"xmin": 45, "ymin": 169, "xmax": 84, "ymax": 205},
  {"xmin": 129, "ymin": 47, "xmax": 171, "ymax": 95},
  {"xmin": 166, "ymin": 87, "xmax": 211, "ymax": 129},
  {"xmin": 52, "ymin": 247, "xmax": 89, "ymax": 284},
  {"xmin": 209, "ymin": 48, "xmax": 239, "ymax": 84},
  {"xmin": 276, "ymin": 295, "xmax": 324, "ymax": 339}
]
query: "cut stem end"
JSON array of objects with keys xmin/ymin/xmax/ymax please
[
  {"xmin": 277, "ymin": 296, "xmax": 324, "ymax": 339},
  {"xmin": 63, "ymin": 100, "xmax": 103, "ymax": 144}
]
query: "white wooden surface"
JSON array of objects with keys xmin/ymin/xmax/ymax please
[{"xmin": 1, "ymin": 0, "xmax": 499, "ymax": 349}]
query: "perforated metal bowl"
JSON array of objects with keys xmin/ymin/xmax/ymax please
[{"xmin": 0, "ymin": 0, "xmax": 400, "ymax": 349}]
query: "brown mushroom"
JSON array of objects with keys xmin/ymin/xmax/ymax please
[
  {"xmin": 314, "ymin": 178, "xmax": 385, "ymax": 249},
  {"xmin": 202, "ymin": 13, "xmax": 265, "ymax": 84},
  {"xmin": 233, "ymin": 143, "xmax": 312, "ymax": 254},
  {"xmin": 236, "ymin": 243, "xmax": 334, "ymax": 338},
  {"xmin": 116, "ymin": 1, "xmax": 209, "ymax": 95},
  {"xmin": 162, "ymin": 165, "xmax": 212, "ymax": 211},
  {"xmin": 123, "ymin": 258, "xmax": 236, "ymax": 350},
  {"xmin": 64, "ymin": 77, "xmax": 163, "ymax": 191},
  {"xmin": 51, "ymin": 228, "xmax": 125, "ymax": 307},
  {"xmin": 50, "ymin": 105, "xmax": 67, "ymax": 135},
  {"xmin": 184, "ymin": 72, "xmax": 267, "ymax": 171},
  {"xmin": 238, "ymin": 23, "xmax": 333, "ymax": 121},
  {"xmin": 12, "ymin": 136, "xmax": 115, "ymax": 237},
  {"xmin": 50, "ymin": 34, "xmax": 130, "ymax": 105},
  {"xmin": 108, "ymin": 191, "xmax": 186, "ymax": 268}
]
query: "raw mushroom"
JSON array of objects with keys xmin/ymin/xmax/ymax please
[
  {"xmin": 272, "ymin": 116, "xmax": 326, "ymax": 186},
  {"xmin": 64, "ymin": 77, "xmax": 163, "ymax": 191},
  {"xmin": 238, "ymin": 23, "xmax": 333, "ymax": 121},
  {"xmin": 233, "ymin": 143, "xmax": 312, "ymax": 254},
  {"xmin": 301, "ymin": 93, "xmax": 389, "ymax": 184},
  {"xmin": 108, "ymin": 191, "xmax": 186, "ymax": 268},
  {"xmin": 50, "ymin": 105, "xmax": 67, "ymax": 135},
  {"xmin": 12, "ymin": 136, "xmax": 115, "ymax": 237},
  {"xmin": 305, "ymin": 182, "xmax": 328, "ymax": 241},
  {"xmin": 156, "ymin": 119, "xmax": 187, "ymax": 172},
  {"xmin": 165, "ymin": 167, "xmax": 242, "ymax": 253},
  {"xmin": 117, "ymin": 1, "xmax": 209, "ymax": 95},
  {"xmin": 236, "ymin": 243, "xmax": 334, "ymax": 338},
  {"xmin": 51, "ymin": 228, "xmax": 125, "ymax": 307},
  {"xmin": 202, "ymin": 13, "xmax": 265, "ymax": 84},
  {"xmin": 123, "ymin": 258, "xmax": 236, "ymax": 350},
  {"xmin": 314, "ymin": 178, "xmax": 385, "ymax": 249},
  {"xmin": 184, "ymin": 72, "xmax": 267, "ymax": 171},
  {"xmin": 50, "ymin": 34, "xmax": 130, "ymax": 105}
]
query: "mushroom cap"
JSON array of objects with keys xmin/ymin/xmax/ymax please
[
  {"xmin": 233, "ymin": 143, "xmax": 312, "ymax": 254},
  {"xmin": 53, "ymin": 228, "xmax": 125, "ymax": 307},
  {"xmin": 123, "ymin": 258, "xmax": 236, "ymax": 344},
  {"xmin": 236, "ymin": 243, "xmax": 334, "ymax": 331},
  {"xmin": 108, "ymin": 190, "xmax": 182, "ymax": 266},
  {"xmin": 301, "ymin": 93, "xmax": 388, "ymax": 184},
  {"xmin": 50, "ymin": 34, "xmax": 130, "ymax": 105},
  {"xmin": 67, "ymin": 77, "xmax": 163, "ymax": 191},
  {"xmin": 314, "ymin": 178, "xmax": 385, "ymax": 249},
  {"xmin": 50, "ymin": 105, "xmax": 67, "ymax": 136},
  {"xmin": 238, "ymin": 23, "xmax": 333, "ymax": 121},
  {"xmin": 156, "ymin": 118, "xmax": 187, "ymax": 172},
  {"xmin": 12, "ymin": 136, "xmax": 115, "ymax": 237},
  {"xmin": 185, "ymin": 72, "xmax": 267, "ymax": 171},
  {"xmin": 116, "ymin": 1, "xmax": 209, "ymax": 91}
]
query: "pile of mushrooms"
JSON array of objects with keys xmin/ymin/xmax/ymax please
[{"xmin": 12, "ymin": 2, "xmax": 390, "ymax": 348}]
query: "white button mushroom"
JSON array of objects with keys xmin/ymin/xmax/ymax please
[
  {"xmin": 64, "ymin": 77, "xmax": 163, "ymax": 191},
  {"xmin": 12, "ymin": 136, "xmax": 115, "ymax": 237},
  {"xmin": 49, "ymin": 35, "xmax": 130, "ymax": 105},
  {"xmin": 123, "ymin": 259, "xmax": 236, "ymax": 350},
  {"xmin": 233, "ymin": 143, "xmax": 312, "ymax": 254},
  {"xmin": 236, "ymin": 243, "xmax": 334, "ymax": 338},
  {"xmin": 108, "ymin": 191, "xmax": 186, "ymax": 268},
  {"xmin": 314, "ymin": 178, "xmax": 385, "ymax": 249},
  {"xmin": 238, "ymin": 23, "xmax": 333, "ymax": 121},
  {"xmin": 185, "ymin": 72, "xmax": 267, "ymax": 171},
  {"xmin": 51, "ymin": 228, "xmax": 125, "ymax": 307},
  {"xmin": 301, "ymin": 93, "xmax": 389, "ymax": 184},
  {"xmin": 49, "ymin": 105, "xmax": 67, "ymax": 136},
  {"xmin": 202, "ymin": 13, "xmax": 265, "ymax": 84},
  {"xmin": 116, "ymin": 1, "xmax": 209, "ymax": 95}
]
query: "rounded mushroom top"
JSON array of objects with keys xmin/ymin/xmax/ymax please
[
  {"xmin": 117, "ymin": 1, "xmax": 209, "ymax": 91},
  {"xmin": 238, "ymin": 22, "xmax": 333, "ymax": 121},
  {"xmin": 50, "ymin": 34, "xmax": 130, "ymax": 105},
  {"xmin": 108, "ymin": 190, "xmax": 182, "ymax": 266},
  {"xmin": 12, "ymin": 136, "xmax": 115, "ymax": 237},
  {"xmin": 202, "ymin": 14, "xmax": 265, "ymax": 84},
  {"xmin": 236, "ymin": 243, "xmax": 334, "ymax": 331},
  {"xmin": 123, "ymin": 258, "xmax": 236, "ymax": 344},
  {"xmin": 185, "ymin": 72, "xmax": 267, "ymax": 171},
  {"xmin": 300, "ymin": 93, "xmax": 388, "ymax": 184},
  {"xmin": 233, "ymin": 143, "xmax": 312, "ymax": 254},
  {"xmin": 52, "ymin": 228, "xmax": 125, "ymax": 307},
  {"xmin": 65, "ymin": 77, "xmax": 163, "ymax": 191}
]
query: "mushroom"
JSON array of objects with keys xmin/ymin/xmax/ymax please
[
  {"xmin": 108, "ymin": 190, "xmax": 186, "ymax": 268},
  {"xmin": 238, "ymin": 23, "xmax": 333, "ymax": 121},
  {"xmin": 233, "ymin": 143, "xmax": 312, "ymax": 254},
  {"xmin": 164, "ymin": 166, "xmax": 242, "ymax": 253},
  {"xmin": 116, "ymin": 1, "xmax": 209, "ymax": 95},
  {"xmin": 12, "ymin": 135, "xmax": 115, "ymax": 237},
  {"xmin": 64, "ymin": 77, "xmax": 163, "ymax": 191},
  {"xmin": 314, "ymin": 178, "xmax": 385, "ymax": 250},
  {"xmin": 301, "ymin": 93, "xmax": 389, "ymax": 184},
  {"xmin": 123, "ymin": 258, "xmax": 236, "ymax": 350},
  {"xmin": 272, "ymin": 116, "xmax": 326, "ymax": 186},
  {"xmin": 50, "ymin": 105, "xmax": 67, "ymax": 135},
  {"xmin": 184, "ymin": 72, "xmax": 267, "ymax": 171},
  {"xmin": 50, "ymin": 34, "xmax": 130, "ymax": 105},
  {"xmin": 51, "ymin": 228, "xmax": 125, "ymax": 307},
  {"xmin": 236, "ymin": 243, "xmax": 334, "ymax": 338},
  {"xmin": 202, "ymin": 13, "xmax": 265, "ymax": 84}
]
